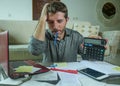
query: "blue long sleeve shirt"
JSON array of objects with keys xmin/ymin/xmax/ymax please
[{"xmin": 28, "ymin": 28, "xmax": 84, "ymax": 62}]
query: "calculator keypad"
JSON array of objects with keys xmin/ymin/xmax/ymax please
[{"xmin": 82, "ymin": 43, "xmax": 105, "ymax": 61}]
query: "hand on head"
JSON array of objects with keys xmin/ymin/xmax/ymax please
[
  {"xmin": 40, "ymin": 3, "xmax": 49, "ymax": 21},
  {"xmin": 88, "ymin": 35, "xmax": 108, "ymax": 49}
]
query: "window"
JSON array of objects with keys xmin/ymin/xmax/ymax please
[
  {"xmin": 102, "ymin": 2, "xmax": 116, "ymax": 19},
  {"xmin": 96, "ymin": 0, "xmax": 120, "ymax": 26}
]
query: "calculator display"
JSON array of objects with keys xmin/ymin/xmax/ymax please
[{"xmin": 84, "ymin": 39, "xmax": 101, "ymax": 45}]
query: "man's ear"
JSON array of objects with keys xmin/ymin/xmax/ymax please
[{"xmin": 66, "ymin": 17, "xmax": 69, "ymax": 22}]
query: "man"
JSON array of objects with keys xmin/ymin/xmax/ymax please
[{"xmin": 28, "ymin": 1, "xmax": 84, "ymax": 62}]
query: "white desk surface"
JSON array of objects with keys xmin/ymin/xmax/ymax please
[{"xmin": 0, "ymin": 61, "xmax": 120, "ymax": 86}]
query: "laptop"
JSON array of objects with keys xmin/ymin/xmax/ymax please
[
  {"xmin": 0, "ymin": 31, "xmax": 50, "ymax": 79},
  {"xmin": 0, "ymin": 31, "xmax": 9, "ymax": 79}
]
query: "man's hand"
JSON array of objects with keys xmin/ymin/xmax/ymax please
[
  {"xmin": 88, "ymin": 35, "xmax": 108, "ymax": 49},
  {"xmin": 39, "ymin": 3, "xmax": 49, "ymax": 22},
  {"xmin": 88, "ymin": 35, "xmax": 102, "ymax": 39},
  {"xmin": 33, "ymin": 3, "xmax": 49, "ymax": 41}
]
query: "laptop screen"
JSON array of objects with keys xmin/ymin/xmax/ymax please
[
  {"xmin": 0, "ymin": 30, "xmax": 50, "ymax": 79},
  {"xmin": 0, "ymin": 31, "xmax": 9, "ymax": 77}
]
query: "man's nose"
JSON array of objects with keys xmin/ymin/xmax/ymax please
[{"xmin": 53, "ymin": 22, "xmax": 59, "ymax": 30}]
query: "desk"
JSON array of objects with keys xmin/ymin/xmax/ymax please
[{"xmin": 0, "ymin": 61, "xmax": 120, "ymax": 86}]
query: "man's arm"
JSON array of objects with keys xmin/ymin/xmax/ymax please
[
  {"xmin": 33, "ymin": 3, "xmax": 49, "ymax": 41},
  {"xmin": 28, "ymin": 4, "xmax": 49, "ymax": 56}
]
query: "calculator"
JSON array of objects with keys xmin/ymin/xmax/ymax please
[{"xmin": 82, "ymin": 37, "xmax": 107, "ymax": 61}]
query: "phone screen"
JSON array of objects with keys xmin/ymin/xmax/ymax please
[{"xmin": 79, "ymin": 68, "xmax": 105, "ymax": 78}]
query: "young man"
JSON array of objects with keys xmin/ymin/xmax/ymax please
[{"xmin": 28, "ymin": 1, "xmax": 84, "ymax": 62}]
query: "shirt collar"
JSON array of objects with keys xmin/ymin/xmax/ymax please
[{"xmin": 65, "ymin": 28, "xmax": 71, "ymax": 36}]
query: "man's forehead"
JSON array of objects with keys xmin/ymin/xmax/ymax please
[
  {"xmin": 48, "ymin": 12, "xmax": 65, "ymax": 18},
  {"xmin": 47, "ymin": 18, "xmax": 64, "ymax": 21}
]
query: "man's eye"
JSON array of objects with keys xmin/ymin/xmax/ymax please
[
  {"xmin": 48, "ymin": 21, "xmax": 54, "ymax": 24},
  {"xmin": 47, "ymin": 20, "xmax": 63, "ymax": 24},
  {"xmin": 57, "ymin": 20, "xmax": 63, "ymax": 23}
]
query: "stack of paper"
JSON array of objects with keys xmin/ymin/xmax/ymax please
[
  {"xmin": 31, "ymin": 71, "xmax": 58, "ymax": 81},
  {"xmin": 0, "ymin": 77, "xmax": 29, "ymax": 86},
  {"xmin": 31, "ymin": 71, "xmax": 60, "ymax": 85},
  {"xmin": 80, "ymin": 60, "xmax": 120, "ymax": 75}
]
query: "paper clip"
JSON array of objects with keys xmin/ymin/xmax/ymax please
[{"xmin": 49, "ymin": 64, "xmax": 57, "ymax": 68}]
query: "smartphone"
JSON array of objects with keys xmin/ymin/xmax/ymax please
[{"xmin": 78, "ymin": 68, "xmax": 109, "ymax": 80}]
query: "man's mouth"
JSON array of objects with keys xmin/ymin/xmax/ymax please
[{"xmin": 52, "ymin": 31, "xmax": 60, "ymax": 34}]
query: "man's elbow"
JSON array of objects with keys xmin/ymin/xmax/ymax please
[{"xmin": 28, "ymin": 46, "xmax": 41, "ymax": 56}]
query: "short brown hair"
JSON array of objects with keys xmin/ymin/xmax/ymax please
[{"xmin": 47, "ymin": 1, "xmax": 68, "ymax": 18}]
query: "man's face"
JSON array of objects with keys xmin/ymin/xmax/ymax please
[{"xmin": 47, "ymin": 12, "xmax": 68, "ymax": 36}]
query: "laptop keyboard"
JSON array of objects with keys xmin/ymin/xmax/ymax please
[{"xmin": 9, "ymin": 61, "xmax": 29, "ymax": 68}]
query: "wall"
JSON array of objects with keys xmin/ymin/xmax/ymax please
[
  {"xmin": 0, "ymin": 0, "xmax": 120, "ymax": 32},
  {"xmin": 0, "ymin": 0, "xmax": 120, "ymax": 31},
  {"xmin": 0, "ymin": 0, "xmax": 97, "ymax": 22},
  {"xmin": 0, "ymin": 0, "xmax": 32, "ymax": 20},
  {"xmin": 62, "ymin": 0, "xmax": 120, "ymax": 31},
  {"xmin": 62, "ymin": 0, "xmax": 97, "ymax": 22},
  {"xmin": 0, "ymin": 20, "xmax": 37, "ymax": 44}
]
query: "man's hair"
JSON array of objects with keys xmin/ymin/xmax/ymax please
[{"xmin": 47, "ymin": 1, "xmax": 68, "ymax": 18}]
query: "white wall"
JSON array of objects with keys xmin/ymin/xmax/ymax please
[
  {"xmin": 0, "ymin": 0, "xmax": 99, "ymax": 23},
  {"xmin": 62, "ymin": 0, "xmax": 120, "ymax": 31},
  {"xmin": 0, "ymin": 0, "xmax": 32, "ymax": 20},
  {"xmin": 62, "ymin": 0, "xmax": 98, "ymax": 23},
  {"xmin": 0, "ymin": 0, "xmax": 120, "ymax": 31}
]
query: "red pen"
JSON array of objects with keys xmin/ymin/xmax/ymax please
[{"xmin": 50, "ymin": 68, "xmax": 78, "ymax": 74}]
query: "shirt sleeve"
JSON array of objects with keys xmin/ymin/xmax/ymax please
[
  {"xmin": 77, "ymin": 33, "xmax": 84, "ymax": 55},
  {"xmin": 28, "ymin": 36, "xmax": 46, "ymax": 56}
]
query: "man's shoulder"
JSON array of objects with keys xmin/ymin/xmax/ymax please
[
  {"xmin": 66, "ymin": 28, "xmax": 82, "ymax": 35},
  {"xmin": 66, "ymin": 28, "xmax": 84, "ymax": 42}
]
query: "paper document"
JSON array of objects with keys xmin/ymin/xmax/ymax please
[
  {"xmin": 112, "ymin": 67, "xmax": 120, "ymax": 72},
  {"xmin": 58, "ymin": 72, "xmax": 81, "ymax": 86},
  {"xmin": 20, "ymin": 80, "xmax": 55, "ymax": 86},
  {"xmin": 54, "ymin": 62, "xmax": 67, "ymax": 68},
  {"xmin": 0, "ymin": 78, "xmax": 23, "ymax": 85},
  {"xmin": 80, "ymin": 60, "xmax": 120, "ymax": 75},
  {"xmin": 15, "ymin": 66, "xmax": 41, "ymax": 73},
  {"xmin": 31, "ymin": 71, "xmax": 58, "ymax": 81}
]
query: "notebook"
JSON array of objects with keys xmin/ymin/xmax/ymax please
[{"xmin": 0, "ymin": 31, "xmax": 50, "ymax": 79}]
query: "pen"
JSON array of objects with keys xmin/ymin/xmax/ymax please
[{"xmin": 54, "ymin": 32, "xmax": 58, "ymax": 46}]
